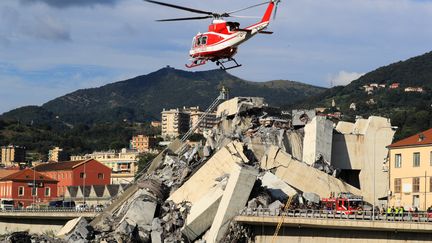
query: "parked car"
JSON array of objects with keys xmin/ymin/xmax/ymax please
[
  {"xmin": 75, "ymin": 203, "xmax": 89, "ymax": 211},
  {"xmin": 0, "ymin": 199, "xmax": 14, "ymax": 210},
  {"xmin": 25, "ymin": 204, "xmax": 39, "ymax": 210},
  {"xmin": 48, "ymin": 200, "xmax": 63, "ymax": 208},
  {"xmin": 62, "ymin": 200, "xmax": 76, "ymax": 208},
  {"xmin": 95, "ymin": 204, "xmax": 104, "ymax": 212},
  {"xmin": 48, "ymin": 200, "xmax": 76, "ymax": 209}
]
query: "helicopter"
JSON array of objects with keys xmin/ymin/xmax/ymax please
[{"xmin": 144, "ymin": 0, "xmax": 281, "ymax": 70}]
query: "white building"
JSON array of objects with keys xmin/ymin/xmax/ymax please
[{"xmin": 71, "ymin": 148, "xmax": 139, "ymax": 184}]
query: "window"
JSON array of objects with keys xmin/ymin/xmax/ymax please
[
  {"xmin": 18, "ymin": 186, "xmax": 24, "ymax": 196},
  {"xmin": 430, "ymin": 177, "xmax": 432, "ymax": 192},
  {"xmin": 413, "ymin": 177, "xmax": 420, "ymax": 193},
  {"xmin": 413, "ymin": 152, "xmax": 420, "ymax": 167},
  {"xmin": 80, "ymin": 172, "xmax": 86, "ymax": 178},
  {"xmin": 45, "ymin": 187, "xmax": 50, "ymax": 197},
  {"xmin": 395, "ymin": 154, "xmax": 402, "ymax": 168},
  {"xmin": 201, "ymin": 36, "xmax": 208, "ymax": 45},
  {"xmin": 430, "ymin": 151, "xmax": 432, "ymax": 166},
  {"xmin": 31, "ymin": 187, "xmax": 37, "ymax": 196},
  {"xmin": 394, "ymin": 178, "xmax": 401, "ymax": 193},
  {"xmin": 98, "ymin": 173, "xmax": 104, "ymax": 179}
]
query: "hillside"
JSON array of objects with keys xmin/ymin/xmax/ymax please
[
  {"xmin": 1, "ymin": 67, "xmax": 326, "ymax": 125},
  {"xmin": 0, "ymin": 67, "xmax": 325, "ymax": 156},
  {"xmin": 300, "ymin": 51, "xmax": 432, "ymax": 140}
]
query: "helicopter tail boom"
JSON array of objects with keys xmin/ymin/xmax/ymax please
[{"xmin": 261, "ymin": 0, "xmax": 280, "ymax": 23}]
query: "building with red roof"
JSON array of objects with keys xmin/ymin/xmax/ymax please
[
  {"xmin": 0, "ymin": 168, "xmax": 58, "ymax": 208},
  {"xmin": 34, "ymin": 159, "xmax": 111, "ymax": 197},
  {"xmin": 388, "ymin": 128, "xmax": 432, "ymax": 210}
]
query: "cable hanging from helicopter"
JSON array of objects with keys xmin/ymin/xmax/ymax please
[{"xmin": 144, "ymin": 0, "xmax": 281, "ymax": 71}]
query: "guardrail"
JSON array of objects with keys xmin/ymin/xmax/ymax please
[
  {"xmin": 239, "ymin": 208, "xmax": 432, "ymax": 224},
  {"xmin": 0, "ymin": 208, "xmax": 103, "ymax": 213}
]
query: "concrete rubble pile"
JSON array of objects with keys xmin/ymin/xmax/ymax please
[
  {"xmin": 0, "ymin": 231, "xmax": 65, "ymax": 243},
  {"xmin": 59, "ymin": 96, "xmax": 373, "ymax": 243}
]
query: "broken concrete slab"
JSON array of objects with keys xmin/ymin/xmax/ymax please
[
  {"xmin": 151, "ymin": 218, "xmax": 164, "ymax": 243},
  {"xmin": 268, "ymin": 200, "xmax": 284, "ymax": 215},
  {"xmin": 147, "ymin": 139, "xmax": 182, "ymax": 173},
  {"xmin": 260, "ymin": 172, "xmax": 297, "ymax": 200},
  {"xmin": 216, "ymin": 97, "xmax": 266, "ymax": 118},
  {"xmin": 303, "ymin": 192, "xmax": 321, "ymax": 204},
  {"xmin": 335, "ymin": 121, "xmax": 355, "ymax": 134},
  {"xmin": 286, "ymin": 130, "xmax": 303, "ymax": 161},
  {"xmin": 119, "ymin": 190, "xmax": 157, "ymax": 228},
  {"xmin": 260, "ymin": 146, "xmax": 281, "ymax": 170},
  {"xmin": 182, "ymin": 183, "xmax": 225, "ymax": 241},
  {"xmin": 169, "ymin": 141, "xmax": 249, "ymax": 204},
  {"xmin": 353, "ymin": 118, "xmax": 368, "ymax": 135},
  {"xmin": 206, "ymin": 164, "xmax": 258, "ymax": 243},
  {"xmin": 273, "ymin": 148, "xmax": 362, "ymax": 199},
  {"xmin": 302, "ymin": 116, "xmax": 334, "ymax": 165},
  {"xmin": 57, "ymin": 217, "xmax": 85, "ymax": 238},
  {"xmin": 60, "ymin": 217, "xmax": 93, "ymax": 243}
]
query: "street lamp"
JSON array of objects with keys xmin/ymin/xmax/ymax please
[{"xmin": 373, "ymin": 125, "xmax": 398, "ymax": 220}]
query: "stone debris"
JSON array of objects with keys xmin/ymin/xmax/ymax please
[
  {"xmin": 0, "ymin": 96, "xmax": 394, "ymax": 243},
  {"xmin": 62, "ymin": 217, "xmax": 94, "ymax": 243}
]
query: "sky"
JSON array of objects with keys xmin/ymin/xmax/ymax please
[{"xmin": 0, "ymin": 0, "xmax": 431, "ymax": 113}]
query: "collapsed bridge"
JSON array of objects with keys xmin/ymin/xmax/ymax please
[{"xmin": 61, "ymin": 95, "xmax": 396, "ymax": 242}]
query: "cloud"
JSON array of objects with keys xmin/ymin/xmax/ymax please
[
  {"xmin": 19, "ymin": 0, "xmax": 119, "ymax": 8},
  {"xmin": 21, "ymin": 15, "xmax": 70, "ymax": 41},
  {"xmin": 328, "ymin": 71, "xmax": 365, "ymax": 87},
  {"xmin": 1, "ymin": 0, "xmax": 432, "ymax": 112},
  {"xmin": 0, "ymin": 5, "xmax": 70, "ymax": 42}
]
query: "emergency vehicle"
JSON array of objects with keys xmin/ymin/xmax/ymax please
[{"xmin": 322, "ymin": 192, "xmax": 364, "ymax": 215}]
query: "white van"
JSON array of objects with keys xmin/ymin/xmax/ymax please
[{"xmin": 0, "ymin": 199, "xmax": 14, "ymax": 210}]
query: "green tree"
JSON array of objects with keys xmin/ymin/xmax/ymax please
[{"xmin": 136, "ymin": 153, "xmax": 157, "ymax": 176}]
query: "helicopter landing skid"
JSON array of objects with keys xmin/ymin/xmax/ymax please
[
  {"xmin": 185, "ymin": 59, "xmax": 207, "ymax": 68},
  {"xmin": 216, "ymin": 58, "xmax": 242, "ymax": 71}
]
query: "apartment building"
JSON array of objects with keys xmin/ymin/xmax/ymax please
[
  {"xmin": 161, "ymin": 108, "xmax": 191, "ymax": 140},
  {"xmin": 130, "ymin": 135, "xmax": 157, "ymax": 153},
  {"xmin": 48, "ymin": 147, "xmax": 68, "ymax": 162},
  {"xmin": 188, "ymin": 106, "xmax": 217, "ymax": 134},
  {"xmin": 161, "ymin": 107, "xmax": 217, "ymax": 140},
  {"xmin": 388, "ymin": 128, "xmax": 432, "ymax": 210},
  {"xmin": 1, "ymin": 145, "xmax": 26, "ymax": 167}
]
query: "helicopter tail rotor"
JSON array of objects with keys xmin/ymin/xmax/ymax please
[{"xmin": 273, "ymin": 0, "xmax": 281, "ymax": 20}]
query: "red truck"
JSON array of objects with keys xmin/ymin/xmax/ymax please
[{"xmin": 321, "ymin": 192, "xmax": 364, "ymax": 215}]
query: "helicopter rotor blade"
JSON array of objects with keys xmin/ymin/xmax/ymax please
[
  {"xmin": 144, "ymin": 0, "xmax": 214, "ymax": 16},
  {"xmin": 230, "ymin": 15, "xmax": 261, "ymax": 19},
  {"xmin": 226, "ymin": 1, "xmax": 270, "ymax": 15},
  {"xmin": 156, "ymin": 16, "xmax": 213, "ymax": 22}
]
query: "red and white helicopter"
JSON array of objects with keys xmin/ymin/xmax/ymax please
[{"xmin": 144, "ymin": 0, "xmax": 281, "ymax": 70}]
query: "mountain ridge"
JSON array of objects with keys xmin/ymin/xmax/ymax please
[
  {"xmin": 299, "ymin": 51, "xmax": 432, "ymax": 140},
  {"xmin": 1, "ymin": 67, "xmax": 326, "ymax": 124}
]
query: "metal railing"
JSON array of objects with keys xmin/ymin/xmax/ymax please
[
  {"xmin": 239, "ymin": 208, "xmax": 432, "ymax": 224},
  {"xmin": 0, "ymin": 208, "xmax": 102, "ymax": 213}
]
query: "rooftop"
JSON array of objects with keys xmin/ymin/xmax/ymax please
[
  {"xmin": 0, "ymin": 168, "xmax": 57, "ymax": 182},
  {"xmin": 388, "ymin": 128, "xmax": 432, "ymax": 148},
  {"xmin": 34, "ymin": 159, "xmax": 92, "ymax": 172}
]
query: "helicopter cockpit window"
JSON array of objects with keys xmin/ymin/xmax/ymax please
[
  {"xmin": 227, "ymin": 22, "xmax": 240, "ymax": 32},
  {"xmin": 194, "ymin": 36, "xmax": 207, "ymax": 47},
  {"xmin": 201, "ymin": 36, "xmax": 207, "ymax": 45}
]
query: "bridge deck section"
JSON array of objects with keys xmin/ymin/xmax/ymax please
[{"xmin": 235, "ymin": 209, "xmax": 432, "ymax": 233}]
